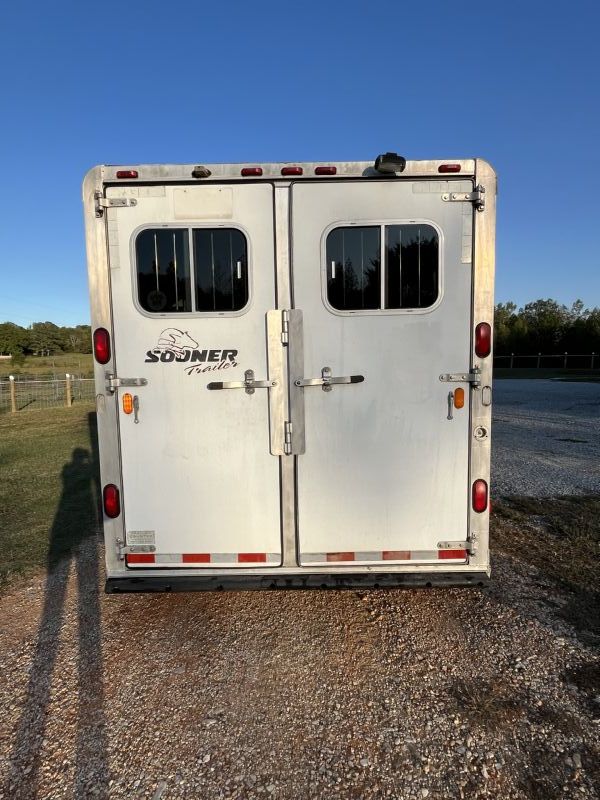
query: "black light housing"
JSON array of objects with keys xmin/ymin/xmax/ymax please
[
  {"xmin": 374, "ymin": 152, "xmax": 406, "ymax": 174},
  {"xmin": 191, "ymin": 165, "xmax": 212, "ymax": 178}
]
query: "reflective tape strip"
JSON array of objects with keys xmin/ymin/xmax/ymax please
[
  {"xmin": 126, "ymin": 553, "xmax": 280, "ymax": 567},
  {"xmin": 302, "ymin": 550, "xmax": 468, "ymax": 564},
  {"xmin": 438, "ymin": 549, "xmax": 467, "ymax": 560}
]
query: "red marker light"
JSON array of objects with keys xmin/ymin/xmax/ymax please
[
  {"xmin": 438, "ymin": 164, "xmax": 461, "ymax": 173},
  {"xmin": 475, "ymin": 322, "xmax": 492, "ymax": 358},
  {"xmin": 472, "ymin": 480, "xmax": 488, "ymax": 513},
  {"xmin": 281, "ymin": 166, "xmax": 303, "ymax": 176},
  {"xmin": 93, "ymin": 327, "xmax": 111, "ymax": 364},
  {"xmin": 116, "ymin": 170, "xmax": 138, "ymax": 179},
  {"xmin": 103, "ymin": 484, "xmax": 121, "ymax": 518},
  {"xmin": 315, "ymin": 166, "xmax": 337, "ymax": 175},
  {"xmin": 241, "ymin": 167, "xmax": 263, "ymax": 176}
]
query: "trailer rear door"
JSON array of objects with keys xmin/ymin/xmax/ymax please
[
  {"xmin": 106, "ymin": 183, "xmax": 282, "ymax": 567},
  {"xmin": 291, "ymin": 179, "xmax": 474, "ymax": 565}
]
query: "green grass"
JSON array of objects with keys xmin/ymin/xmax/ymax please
[
  {"xmin": 0, "ymin": 353, "xmax": 94, "ymax": 378},
  {"xmin": 0, "ymin": 404, "xmax": 100, "ymax": 587}
]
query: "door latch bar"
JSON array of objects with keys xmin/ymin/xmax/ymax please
[
  {"xmin": 94, "ymin": 191, "xmax": 138, "ymax": 217},
  {"xmin": 295, "ymin": 366, "xmax": 365, "ymax": 392},
  {"xmin": 207, "ymin": 369, "xmax": 277, "ymax": 395}
]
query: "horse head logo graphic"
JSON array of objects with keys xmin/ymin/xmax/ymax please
[{"xmin": 157, "ymin": 328, "xmax": 199, "ymax": 356}]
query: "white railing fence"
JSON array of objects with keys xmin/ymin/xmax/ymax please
[{"xmin": 0, "ymin": 375, "xmax": 96, "ymax": 413}]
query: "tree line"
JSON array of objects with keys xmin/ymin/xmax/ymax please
[
  {"xmin": 1, "ymin": 298, "xmax": 599, "ymax": 361},
  {"xmin": 0, "ymin": 322, "xmax": 92, "ymax": 361}
]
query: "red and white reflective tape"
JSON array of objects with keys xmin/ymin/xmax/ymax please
[
  {"xmin": 126, "ymin": 552, "xmax": 281, "ymax": 567},
  {"xmin": 302, "ymin": 549, "xmax": 468, "ymax": 564}
]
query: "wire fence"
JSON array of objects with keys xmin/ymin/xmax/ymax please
[
  {"xmin": 494, "ymin": 353, "xmax": 598, "ymax": 370},
  {"xmin": 0, "ymin": 376, "xmax": 96, "ymax": 414}
]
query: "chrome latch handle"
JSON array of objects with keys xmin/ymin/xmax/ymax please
[
  {"xmin": 207, "ymin": 369, "xmax": 277, "ymax": 395},
  {"xmin": 294, "ymin": 366, "xmax": 365, "ymax": 392}
]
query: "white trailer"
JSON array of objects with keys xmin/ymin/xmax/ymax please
[{"xmin": 82, "ymin": 154, "xmax": 496, "ymax": 592}]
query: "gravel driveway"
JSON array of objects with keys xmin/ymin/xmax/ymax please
[
  {"xmin": 492, "ymin": 379, "xmax": 600, "ymax": 497},
  {"xmin": 1, "ymin": 380, "xmax": 598, "ymax": 800}
]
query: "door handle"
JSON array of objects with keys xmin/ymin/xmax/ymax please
[
  {"xmin": 207, "ymin": 369, "xmax": 277, "ymax": 395},
  {"xmin": 294, "ymin": 366, "xmax": 365, "ymax": 392}
]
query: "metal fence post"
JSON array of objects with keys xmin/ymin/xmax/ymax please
[
  {"xmin": 9, "ymin": 375, "xmax": 16, "ymax": 413},
  {"xmin": 537, "ymin": 352, "xmax": 541, "ymax": 369},
  {"xmin": 510, "ymin": 353, "xmax": 514, "ymax": 369},
  {"xmin": 65, "ymin": 373, "xmax": 72, "ymax": 407},
  {"xmin": 592, "ymin": 352, "xmax": 596, "ymax": 370},
  {"xmin": 563, "ymin": 352, "xmax": 568, "ymax": 369}
]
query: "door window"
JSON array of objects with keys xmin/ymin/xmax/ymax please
[
  {"xmin": 135, "ymin": 227, "xmax": 249, "ymax": 315},
  {"xmin": 326, "ymin": 223, "xmax": 439, "ymax": 312}
]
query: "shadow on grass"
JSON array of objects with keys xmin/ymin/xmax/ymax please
[{"xmin": 2, "ymin": 412, "xmax": 110, "ymax": 799}]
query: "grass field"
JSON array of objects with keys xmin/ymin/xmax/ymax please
[
  {"xmin": 0, "ymin": 403, "xmax": 99, "ymax": 586},
  {"xmin": 0, "ymin": 353, "xmax": 94, "ymax": 378}
]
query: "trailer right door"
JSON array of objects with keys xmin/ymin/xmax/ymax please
[{"xmin": 291, "ymin": 179, "xmax": 475, "ymax": 565}]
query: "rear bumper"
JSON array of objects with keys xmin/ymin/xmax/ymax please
[{"xmin": 106, "ymin": 570, "xmax": 490, "ymax": 593}]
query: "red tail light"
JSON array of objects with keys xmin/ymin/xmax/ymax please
[
  {"xmin": 116, "ymin": 170, "xmax": 138, "ymax": 179},
  {"xmin": 241, "ymin": 167, "xmax": 263, "ymax": 176},
  {"xmin": 475, "ymin": 322, "xmax": 492, "ymax": 358},
  {"xmin": 281, "ymin": 166, "xmax": 303, "ymax": 176},
  {"xmin": 93, "ymin": 327, "xmax": 111, "ymax": 364},
  {"xmin": 438, "ymin": 164, "xmax": 461, "ymax": 173},
  {"xmin": 472, "ymin": 480, "xmax": 488, "ymax": 513},
  {"xmin": 103, "ymin": 484, "xmax": 121, "ymax": 518},
  {"xmin": 315, "ymin": 166, "xmax": 337, "ymax": 175}
]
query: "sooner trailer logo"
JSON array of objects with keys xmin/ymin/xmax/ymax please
[{"xmin": 145, "ymin": 328, "xmax": 239, "ymax": 376}]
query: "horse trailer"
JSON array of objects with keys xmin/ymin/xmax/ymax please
[{"xmin": 82, "ymin": 154, "xmax": 496, "ymax": 593}]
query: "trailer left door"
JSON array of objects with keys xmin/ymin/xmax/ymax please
[{"xmin": 105, "ymin": 183, "xmax": 282, "ymax": 568}]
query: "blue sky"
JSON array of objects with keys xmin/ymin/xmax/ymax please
[{"xmin": 1, "ymin": 0, "xmax": 599, "ymax": 327}]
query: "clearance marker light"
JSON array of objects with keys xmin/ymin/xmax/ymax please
[
  {"xmin": 438, "ymin": 164, "xmax": 461, "ymax": 173},
  {"xmin": 241, "ymin": 167, "xmax": 263, "ymax": 176},
  {"xmin": 103, "ymin": 484, "xmax": 121, "ymax": 518},
  {"xmin": 472, "ymin": 479, "xmax": 488, "ymax": 513},
  {"xmin": 116, "ymin": 169, "xmax": 138, "ymax": 179},
  {"xmin": 122, "ymin": 393, "xmax": 134, "ymax": 414},
  {"xmin": 93, "ymin": 327, "xmax": 111, "ymax": 364},
  {"xmin": 454, "ymin": 387, "xmax": 465, "ymax": 409},
  {"xmin": 281, "ymin": 166, "xmax": 303, "ymax": 176},
  {"xmin": 315, "ymin": 166, "xmax": 337, "ymax": 175},
  {"xmin": 475, "ymin": 322, "xmax": 492, "ymax": 358}
]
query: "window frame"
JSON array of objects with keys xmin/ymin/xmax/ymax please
[
  {"xmin": 130, "ymin": 222, "xmax": 253, "ymax": 319},
  {"xmin": 320, "ymin": 218, "xmax": 444, "ymax": 317}
]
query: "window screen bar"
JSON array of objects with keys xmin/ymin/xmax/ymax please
[
  {"xmin": 153, "ymin": 232, "xmax": 160, "ymax": 291},
  {"xmin": 188, "ymin": 229, "xmax": 196, "ymax": 312},
  {"xmin": 418, "ymin": 227, "xmax": 421, "ymax": 307},
  {"xmin": 229, "ymin": 231, "xmax": 234, "ymax": 310},
  {"xmin": 342, "ymin": 232, "xmax": 346, "ymax": 308},
  {"xmin": 173, "ymin": 233, "xmax": 178, "ymax": 310},
  {"xmin": 380, "ymin": 225, "xmax": 386, "ymax": 310},
  {"xmin": 210, "ymin": 232, "xmax": 216, "ymax": 311}
]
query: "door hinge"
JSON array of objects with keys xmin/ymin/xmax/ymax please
[
  {"xmin": 439, "ymin": 366, "xmax": 481, "ymax": 387},
  {"xmin": 284, "ymin": 421, "xmax": 293, "ymax": 455},
  {"xmin": 95, "ymin": 191, "xmax": 138, "ymax": 217},
  {"xmin": 441, "ymin": 184, "xmax": 485, "ymax": 212},
  {"xmin": 438, "ymin": 539, "xmax": 477, "ymax": 555},
  {"xmin": 116, "ymin": 539, "xmax": 156, "ymax": 560},
  {"xmin": 281, "ymin": 309, "xmax": 290, "ymax": 345},
  {"xmin": 105, "ymin": 373, "xmax": 148, "ymax": 394}
]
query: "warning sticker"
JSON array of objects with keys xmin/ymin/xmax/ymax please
[{"xmin": 127, "ymin": 530, "xmax": 156, "ymax": 546}]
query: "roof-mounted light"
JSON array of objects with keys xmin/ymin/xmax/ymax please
[
  {"xmin": 116, "ymin": 170, "xmax": 138, "ymax": 179},
  {"xmin": 315, "ymin": 166, "xmax": 337, "ymax": 175},
  {"xmin": 191, "ymin": 166, "xmax": 212, "ymax": 178},
  {"xmin": 438, "ymin": 164, "xmax": 461, "ymax": 173},
  {"xmin": 281, "ymin": 166, "xmax": 303, "ymax": 176},
  {"xmin": 374, "ymin": 152, "xmax": 406, "ymax": 174},
  {"xmin": 241, "ymin": 167, "xmax": 263, "ymax": 176}
]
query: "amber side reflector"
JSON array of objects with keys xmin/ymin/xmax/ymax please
[
  {"xmin": 454, "ymin": 387, "xmax": 465, "ymax": 409},
  {"xmin": 116, "ymin": 169, "xmax": 138, "ymax": 179},
  {"xmin": 438, "ymin": 164, "xmax": 461, "ymax": 173},
  {"xmin": 103, "ymin": 484, "xmax": 121, "ymax": 518},
  {"xmin": 475, "ymin": 322, "xmax": 492, "ymax": 358},
  {"xmin": 122, "ymin": 393, "xmax": 133, "ymax": 414},
  {"xmin": 472, "ymin": 480, "xmax": 488, "ymax": 513}
]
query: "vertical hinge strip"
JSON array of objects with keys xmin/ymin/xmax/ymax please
[
  {"xmin": 281, "ymin": 309, "xmax": 290, "ymax": 345},
  {"xmin": 284, "ymin": 421, "xmax": 293, "ymax": 455}
]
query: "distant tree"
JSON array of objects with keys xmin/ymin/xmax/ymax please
[
  {"xmin": 0, "ymin": 322, "xmax": 30, "ymax": 355},
  {"xmin": 29, "ymin": 322, "xmax": 65, "ymax": 355}
]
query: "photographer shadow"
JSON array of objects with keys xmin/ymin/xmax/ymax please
[{"xmin": 3, "ymin": 412, "xmax": 109, "ymax": 799}]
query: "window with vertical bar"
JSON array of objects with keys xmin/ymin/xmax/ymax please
[
  {"xmin": 326, "ymin": 224, "xmax": 439, "ymax": 311},
  {"xmin": 136, "ymin": 229, "xmax": 192, "ymax": 313},
  {"xmin": 193, "ymin": 229, "xmax": 248, "ymax": 312},
  {"xmin": 135, "ymin": 227, "xmax": 249, "ymax": 314}
]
